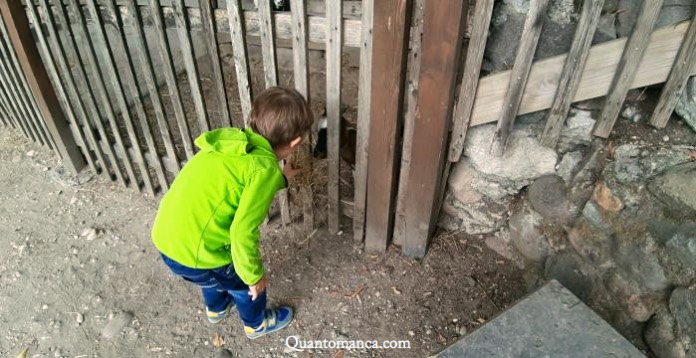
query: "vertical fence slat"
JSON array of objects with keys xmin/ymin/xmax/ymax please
[
  {"xmin": 447, "ymin": 0, "xmax": 495, "ymax": 161},
  {"xmin": 199, "ymin": 0, "xmax": 232, "ymax": 127},
  {"xmin": 290, "ymin": 0, "xmax": 314, "ymax": 233},
  {"xmin": 489, "ymin": 0, "xmax": 548, "ymax": 156},
  {"xmin": 541, "ymin": 0, "xmax": 604, "ymax": 148},
  {"xmin": 650, "ymin": 18, "xmax": 696, "ymax": 128},
  {"xmin": 85, "ymin": 0, "xmax": 155, "ymax": 196},
  {"xmin": 392, "ymin": 0, "xmax": 423, "ymax": 246},
  {"xmin": 0, "ymin": 17, "xmax": 55, "ymax": 149},
  {"xmin": 257, "ymin": 0, "xmax": 278, "ymax": 87},
  {"xmin": 352, "ymin": 0, "xmax": 373, "ymax": 242},
  {"xmin": 0, "ymin": 97, "xmax": 8, "ymax": 126},
  {"xmin": 102, "ymin": 0, "xmax": 170, "ymax": 192},
  {"xmin": 0, "ymin": 70, "xmax": 29, "ymax": 137},
  {"xmin": 226, "ymin": 0, "xmax": 253, "ymax": 124},
  {"xmin": 66, "ymin": 0, "xmax": 139, "ymax": 187},
  {"xmin": 326, "ymin": 0, "xmax": 342, "ymax": 234},
  {"xmin": 0, "ymin": 61, "xmax": 35, "ymax": 141},
  {"xmin": 0, "ymin": 0, "xmax": 85, "ymax": 173},
  {"xmin": 593, "ymin": 0, "xmax": 664, "ymax": 138},
  {"xmin": 364, "ymin": 0, "xmax": 412, "ymax": 253},
  {"xmin": 401, "ymin": 0, "xmax": 467, "ymax": 258},
  {"xmin": 150, "ymin": 0, "xmax": 194, "ymax": 159},
  {"xmin": 35, "ymin": 0, "xmax": 113, "ymax": 177},
  {"xmin": 0, "ymin": 42, "xmax": 45, "ymax": 146},
  {"xmin": 173, "ymin": 0, "xmax": 210, "ymax": 133},
  {"xmin": 23, "ymin": 1, "xmax": 99, "ymax": 173},
  {"xmin": 125, "ymin": 0, "xmax": 181, "ymax": 176}
]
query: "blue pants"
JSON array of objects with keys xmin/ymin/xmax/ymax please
[{"xmin": 160, "ymin": 253, "xmax": 266, "ymax": 328}]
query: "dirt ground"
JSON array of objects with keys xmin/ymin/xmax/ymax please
[{"xmin": 0, "ymin": 126, "xmax": 528, "ymax": 358}]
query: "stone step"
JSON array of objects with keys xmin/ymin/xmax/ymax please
[{"xmin": 432, "ymin": 280, "xmax": 645, "ymax": 358}]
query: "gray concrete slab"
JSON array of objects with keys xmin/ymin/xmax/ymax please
[{"xmin": 433, "ymin": 280, "xmax": 645, "ymax": 358}]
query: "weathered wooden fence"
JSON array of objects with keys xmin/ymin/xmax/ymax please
[{"xmin": 1, "ymin": 0, "xmax": 694, "ymax": 258}]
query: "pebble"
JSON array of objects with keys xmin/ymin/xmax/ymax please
[
  {"xmin": 26, "ymin": 150, "xmax": 36, "ymax": 157},
  {"xmin": 42, "ymin": 304, "xmax": 48, "ymax": 310},
  {"xmin": 408, "ymin": 330, "xmax": 415, "ymax": 336},
  {"xmin": 76, "ymin": 313, "xmax": 84, "ymax": 324},
  {"xmin": 663, "ymin": 135, "xmax": 669, "ymax": 142}
]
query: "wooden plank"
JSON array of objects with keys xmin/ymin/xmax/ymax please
[
  {"xmin": 326, "ymin": 0, "xmax": 342, "ymax": 234},
  {"xmin": 0, "ymin": 58, "xmax": 36, "ymax": 142},
  {"xmin": 150, "ymin": 0, "xmax": 194, "ymax": 159},
  {"xmin": 256, "ymin": 0, "xmax": 278, "ymax": 87},
  {"xmin": 173, "ymin": 0, "xmax": 209, "ymax": 133},
  {"xmin": 470, "ymin": 22, "xmax": 695, "ymax": 127},
  {"xmin": 30, "ymin": 0, "xmax": 104, "ymax": 174},
  {"xmin": 0, "ymin": 71, "xmax": 29, "ymax": 137},
  {"xmin": 650, "ymin": 16, "xmax": 696, "ymax": 128},
  {"xmin": 226, "ymin": 0, "xmax": 253, "ymax": 123},
  {"xmin": 0, "ymin": 97, "xmax": 8, "ymax": 126},
  {"xmin": 86, "ymin": 0, "xmax": 156, "ymax": 196},
  {"xmin": 393, "ymin": 0, "xmax": 423, "ymax": 246},
  {"xmin": 199, "ymin": 0, "xmax": 231, "ymax": 127},
  {"xmin": 401, "ymin": 0, "xmax": 467, "ymax": 258},
  {"xmin": 290, "ymin": 0, "xmax": 314, "ymax": 234},
  {"xmin": 352, "ymin": 0, "xmax": 373, "ymax": 243},
  {"xmin": 124, "ymin": 0, "xmax": 181, "ymax": 176},
  {"xmin": 363, "ymin": 0, "xmax": 411, "ymax": 253},
  {"xmin": 541, "ymin": 0, "xmax": 604, "ymax": 148},
  {"xmin": 489, "ymin": 0, "xmax": 548, "ymax": 156},
  {"xmin": 66, "ymin": 0, "xmax": 140, "ymax": 187},
  {"xmin": 0, "ymin": 0, "xmax": 85, "ymax": 173},
  {"xmin": 101, "ymin": 0, "xmax": 170, "ymax": 192},
  {"xmin": 593, "ymin": 0, "xmax": 664, "ymax": 138},
  {"xmin": 0, "ymin": 17, "xmax": 55, "ymax": 149},
  {"xmin": 446, "ymin": 0, "xmax": 494, "ymax": 162},
  {"xmin": 45, "ymin": 0, "xmax": 126, "ymax": 182}
]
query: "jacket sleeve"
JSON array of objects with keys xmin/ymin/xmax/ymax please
[{"xmin": 229, "ymin": 163, "xmax": 285, "ymax": 285}]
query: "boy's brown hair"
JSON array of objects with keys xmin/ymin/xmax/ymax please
[{"xmin": 249, "ymin": 87, "xmax": 313, "ymax": 148}]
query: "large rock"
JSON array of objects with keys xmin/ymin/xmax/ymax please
[
  {"xmin": 613, "ymin": 144, "xmax": 695, "ymax": 183},
  {"xmin": 649, "ymin": 162, "xmax": 696, "ymax": 215},
  {"xmin": 669, "ymin": 287, "xmax": 696, "ymax": 355},
  {"xmin": 508, "ymin": 203, "xmax": 550, "ymax": 262},
  {"xmin": 613, "ymin": 245, "xmax": 670, "ymax": 293},
  {"xmin": 556, "ymin": 150, "xmax": 584, "ymax": 184},
  {"xmin": 442, "ymin": 193, "xmax": 509, "ymax": 234},
  {"xmin": 464, "ymin": 124, "xmax": 558, "ymax": 183},
  {"xmin": 605, "ymin": 273, "xmax": 664, "ymax": 322},
  {"xmin": 528, "ymin": 175, "xmax": 576, "ymax": 223},
  {"xmin": 645, "ymin": 308, "xmax": 687, "ymax": 358},
  {"xmin": 676, "ymin": 76, "xmax": 696, "ymax": 132},
  {"xmin": 558, "ymin": 110, "xmax": 596, "ymax": 153},
  {"xmin": 615, "ymin": 0, "xmax": 694, "ymax": 38},
  {"xmin": 651, "ymin": 220, "xmax": 696, "ymax": 286}
]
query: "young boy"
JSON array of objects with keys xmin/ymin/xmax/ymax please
[{"xmin": 152, "ymin": 87, "xmax": 313, "ymax": 339}]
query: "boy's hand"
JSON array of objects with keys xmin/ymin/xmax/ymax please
[
  {"xmin": 282, "ymin": 160, "xmax": 301, "ymax": 181},
  {"xmin": 249, "ymin": 276, "xmax": 268, "ymax": 301}
]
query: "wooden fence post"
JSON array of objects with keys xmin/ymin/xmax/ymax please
[
  {"xmin": 363, "ymin": 0, "xmax": 412, "ymax": 253},
  {"xmin": 0, "ymin": 0, "xmax": 85, "ymax": 174},
  {"xmin": 400, "ymin": 0, "xmax": 468, "ymax": 258}
]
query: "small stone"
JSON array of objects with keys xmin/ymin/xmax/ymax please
[
  {"xmin": 457, "ymin": 326, "xmax": 467, "ymax": 336},
  {"xmin": 663, "ymin": 135, "xmax": 669, "ymax": 142},
  {"xmin": 592, "ymin": 182, "xmax": 624, "ymax": 212},
  {"xmin": 645, "ymin": 308, "xmax": 686, "ymax": 358},
  {"xmin": 70, "ymin": 197, "xmax": 78, "ymax": 205},
  {"xmin": 669, "ymin": 288, "xmax": 696, "ymax": 354},
  {"xmin": 42, "ymin": 304, "xmax": 48, "ymax": 310},
  {"xmin": 408, "ymin": 331, "xmax": 415, "ymax": 336},
  {"xmin": 76, "ymin": 313, "xmax": 84, "ymax": 324},
  {"xmin": 26, "ymin": 150, "xmax": 36, "ymax": 157},
  {"xmin": 80, "ymin": 228, "xmax": 98, "ymax": 241}
]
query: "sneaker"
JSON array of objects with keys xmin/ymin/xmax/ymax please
[
  {"xmin": 244, "ymin": 306, "xmax": 294, "ymax": 339},
  {"xmin": 206, "ymin": 301, "xmax": 234, "ymax": 324}
]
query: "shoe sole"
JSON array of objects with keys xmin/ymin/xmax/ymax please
[{"xmin": 207, "ymin": 304, "xmax": 235, "ymax": 324}]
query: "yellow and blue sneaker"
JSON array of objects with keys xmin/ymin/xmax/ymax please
[
  {"xmin": 206, "ymin": 302, "xmax": 234, "ymax": 324},
  {"xmin": 244, "ymin": 306, "xmax": 294, "ymax": 339}
]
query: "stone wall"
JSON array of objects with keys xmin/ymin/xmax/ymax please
[{"xmin": 441, "ymin": 2, "xmax": 696, "ymax": 356}]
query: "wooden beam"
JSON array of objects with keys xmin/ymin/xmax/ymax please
[
  {"xmin": 290, "ymin": 0, "xmax": 314, "ymax": 234},
  {"xmin": 0, "ymin": 0, "xmax": 85, "ymax": 173},
  {"xmin": 352, "ymin": 0, "xmax": 373, "ymax": 243},
  {"xmin": 327, "ymin": 0, "xmax": 342, "ymax": 234},
  {"xmin": 650, "ymin": 16, "xmax": 696, "ymax": 128},
  {"xmin": 401, "ymin": 0, "xmax": 467, "ymax": 258},
  {"xmin": 447, "ymin": 0, "xmax": 494, "ymax": 162},
  {"xmin": 392, "ymin": 0, "xmax": 423, "ymax": 246},
  {"xmin": 469, "ymin": 22, "xmax": 695, "ymax": 127},
  {"xmin": 593, "ymin": 0, "xmax": 664, "ymax": 138},
  {"xmin": 489, "ymin": 0, "xmax": 548, "ymax": 156},
  {"xmin": 541, "ymin": 0, "xmax": 604, "ymax": 148},
  {"xmin": 364, "ymin": 0, "xmax": 411, "ymax": 253},
  {"xmin": 226, "ymin": 0, "xmax": 253, "ymax": 123},
  {"xmin": 200, "ymin": 0, "xmax": 232, "ymax": 127},
  {"xmin": 258, "ymin": 0, "xmax": 279, "ymax": 88}
]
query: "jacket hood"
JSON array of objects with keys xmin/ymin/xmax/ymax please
[{"xmin": 194, "ymin": 128, "xmax": 276, "ymax": 158}]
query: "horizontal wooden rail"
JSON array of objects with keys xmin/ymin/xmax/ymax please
[{"xmin": 469, "ymin": 22, "xmax": 695, "ymax": 128}]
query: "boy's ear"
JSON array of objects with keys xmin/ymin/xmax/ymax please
[{"xmin": 290, "ymin": 136, "xmax": 302, "ymax": 148}]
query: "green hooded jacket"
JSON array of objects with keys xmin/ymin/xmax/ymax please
[{"xmin": 152, "ymin": 127, "xmax": 286, "ymax": 285}]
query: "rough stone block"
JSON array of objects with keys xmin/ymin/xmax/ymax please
[{"xmin": 434, "ymin": 280, "xmax": 645, "ymax": 358}]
